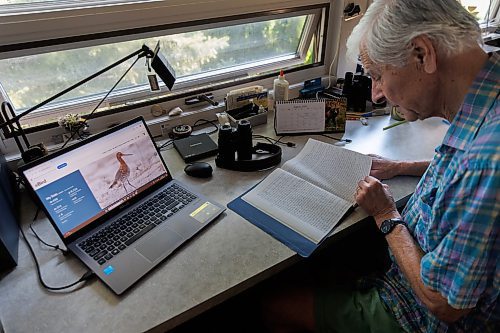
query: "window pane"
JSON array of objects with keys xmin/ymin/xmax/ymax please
[
  {"xmin": 0, "ymin": 14, "xmax": 308, "ymax": 114},
  {"xmin": 460, "ymin": 0, "xmax": 493, "ymax": 21},
  {"xmin": 166, "ymin": 16, "xmax": 307, "ymax": 77}
]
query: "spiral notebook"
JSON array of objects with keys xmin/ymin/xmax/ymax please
[{"xmin": 274, "ymin": 98, "xmax": 347, "ymax": 135}]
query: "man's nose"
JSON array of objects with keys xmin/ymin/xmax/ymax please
[{"xmin": 371, "ymin": 80, "xmax": 386, "ymax": 104}]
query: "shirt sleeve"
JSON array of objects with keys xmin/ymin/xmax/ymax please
[{"xmin": 419, "ymin": 165, "xmax": 499, "ymax": 309}]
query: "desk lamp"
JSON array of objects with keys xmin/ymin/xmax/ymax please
[{"xmin": 0, "ymin": 43, "xmax": 176, "ymax": 163}]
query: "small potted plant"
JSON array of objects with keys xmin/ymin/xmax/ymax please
[
  {"xmin": 58, "ymin": 113, "xmax": 88, "ymax": 133},
  {"xmin": 58, "ymin": 113, "xmax": 90, "ymax": 142}
]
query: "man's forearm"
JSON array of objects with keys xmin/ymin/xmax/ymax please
[
  {"xmin": 356, "ymin": 175, "xmax": 471, "ymax": 323},
  {"xmin": 375, "ymin": 213, "xmax": 471, "ymax": 323},
  {"xmin": 369, "ymin": 157, "xmax": 430, "ymax": 180},
  {"xmin": 396, "ymin": 160, "xmax": 431, "ymax": 177}
]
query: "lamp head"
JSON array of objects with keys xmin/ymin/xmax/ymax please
[{"xmin": 144, "ymin": 43, "xmax": 176, "ymax": 90}]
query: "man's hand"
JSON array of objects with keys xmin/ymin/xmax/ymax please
[
  {"xmin": 355, "ymin": 176, "xmax": 400, "ymax": 225},
  {"xmin": 369, "ymin": 154, "xmax": 431, "ymax": 180}
]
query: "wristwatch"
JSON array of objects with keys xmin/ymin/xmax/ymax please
[{"xmin": 379, "ymin": 218, "xmax": 406, "ymax": 235}]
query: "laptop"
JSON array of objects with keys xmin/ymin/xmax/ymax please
[{"xmin": 20, "ymin": 117, "xmax": 225, "ymax": 294}]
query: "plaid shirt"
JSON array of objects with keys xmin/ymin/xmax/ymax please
[{"xmin": 367, "ymin": 52, "xmax": 499, "ymax": 332}]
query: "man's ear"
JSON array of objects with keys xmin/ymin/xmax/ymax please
[{"xmin": 410, "ymin": 36, "xmax": 437, "ymax": 74}]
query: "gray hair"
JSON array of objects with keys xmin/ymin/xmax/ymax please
[{"xmin": 346, "ymin": 0, "xmax": 482, "ymax": 67}]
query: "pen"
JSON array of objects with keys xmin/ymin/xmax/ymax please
[
  {"xmin": 346, "ymin": 111, "xmax": 372, "ymax": 117},
  {"xmin": 383, "ymin": 120, "xmax": 408, "ymax": 130}
]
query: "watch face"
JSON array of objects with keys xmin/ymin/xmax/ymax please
[
  {"xmin": 380, "ymin": 220, "xmax": 393, "ymax": 234},
  {"xmin": 380, "ymin": 219, "xmax": 405, "ymax": 235}
]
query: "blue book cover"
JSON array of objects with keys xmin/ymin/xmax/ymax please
[{"xmin": 228, "ymin": 185, "xmax": 318, "ymax": 257}]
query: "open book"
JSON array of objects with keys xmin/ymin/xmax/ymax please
[{"xmin": 241, "ymin": 139, "xmax": 372, "ymax": 245}]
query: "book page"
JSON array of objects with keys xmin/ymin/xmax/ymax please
[
  {"xmin": 275, "ymin": 100, "xmax": 325, "ymax": 134},
  {"xmin": 242, "ymin": 168, "xmax": 352, "ymax": 244},
  {"xmin": 282, "ymin": 139, "xmax": 372, "ymax": 204}
]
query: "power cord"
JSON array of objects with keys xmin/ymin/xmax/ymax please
[
  {"xmin": 157, "ymin": 139, "xmax": 174, "ymax": 151},
  {"xmin": 252, "ymin": 134, "xmax": 296, "ymax": 147},
  {"xmin": 19, "ymin": 217, "xmax": 95, "ymax": 291},
  {"xmin": 192, "ymin": 119, "xmax": 219, "ymax": 134},
  {"xmin": 30, "ymin": 208, "xmax": 69, "ymax": 256},
  {"xmin": 14, "ymin": 177, "xmax": 95, "ymax": 291}
]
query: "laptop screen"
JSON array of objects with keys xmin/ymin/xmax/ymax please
[{"xmin": 23, "ymin": 119, "xmax": 169, "ymax": 239}]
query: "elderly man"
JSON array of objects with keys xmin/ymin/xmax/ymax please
[{"xmin": 263, "ymin": 0, "xmax": 498, "ymax": 332}]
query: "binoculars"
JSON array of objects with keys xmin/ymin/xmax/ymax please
[{"xmin": 216, "ymin": 119, "xmax": 253, "ymax": 163}]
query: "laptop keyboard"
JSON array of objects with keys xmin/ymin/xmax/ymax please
[{"xmin": 78, "ymin": 184, "xmax": 197, "ymax": 265}]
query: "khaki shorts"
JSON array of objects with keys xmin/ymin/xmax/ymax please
[{"xmin": 315, "ymin": 285, "xmax": 404, "ymax": 333}]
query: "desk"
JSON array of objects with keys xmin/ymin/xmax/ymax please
[{"xmin": 0, "ymin": 114, "xmax": 448, "ymax": 333}]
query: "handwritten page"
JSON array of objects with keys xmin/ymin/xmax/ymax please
[{"xmin": 275, "ymin": 100, "xmax": 325, "ymax": 134}]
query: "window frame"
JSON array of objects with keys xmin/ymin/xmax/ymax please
[
  {"xmin": 0, "ymin": 0, "xmax": 338, "ymax": 159},
  {"xmin": 0, "ymin": 4, "xmax": 328, "ymax": 129},
  {"xmin": 0, "ymin": 0, "xmax": 329, "ymax": 59}
]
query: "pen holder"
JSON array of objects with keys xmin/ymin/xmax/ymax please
[{"xmin": 227, "ymin": 104, "xmax": 267, "ymax": 127}]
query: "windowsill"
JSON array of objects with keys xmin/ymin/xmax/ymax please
[{"xmin": 3, "ymin": 102, "xmax": 226, "ymax": 166}]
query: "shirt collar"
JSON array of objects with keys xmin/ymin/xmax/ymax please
[{"xmin": 441, "ymin": 51, "xmax": 500, "ymax": 150}]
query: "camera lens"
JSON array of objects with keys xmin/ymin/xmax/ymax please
[{"xmin": 236, "ymin": 120, "xmax": 253, "ymax": 160}]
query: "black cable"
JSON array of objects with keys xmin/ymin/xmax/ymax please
[
  {"xmin": 14, "ymin": 172, "xmax": 25, "ymax": 189},
  {"xmin": 192, "ymin": 118, "xmax": 219, "ymax": 135},
  {"xmin": 252, "ymin": 134, "xmax": 296, "ymax": 147},
  {"xmin": 59, "ymin": 56, "xmax": 141, "ymax": 150},
  {"xmin": 29, "ymin": 221, "xmax": 69, "ymax": 256},
  {"xmin": 252, "ymin": 135, "xmax": 274, "ymax": 145},
  {"xmin": 274, "ymin": 136, "xmax": 286, "ymax": 145},
  {"xmin": 274, "ymin": 135, "xmax": 296, "ymax": 147},
  {"xmin": 157, "ymin": 139, "xmax": 174, "ymax": 151},
  {"xmin": 19, "ymin": 224, "xmax": 95, "ymax": 291},
  {"xmin": 13, "ymin": 180, "xmax": 94, "ymax": 291}
]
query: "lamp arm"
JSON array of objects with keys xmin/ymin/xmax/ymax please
[{"xmin": 0, "ymin": 45, "xmax": 153, "ymax": 131}]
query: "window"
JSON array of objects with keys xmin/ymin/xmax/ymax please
[
  {"xmin": 0, "ymin": 1, "xmax": 328, "ymax": 130},
  {"xmin": 459, "ymin": 0, "xmax": 500, "ymax": 23},
  {"xmin": 1, "ymin": 14, "xmax": 311, "ymax": 112}
]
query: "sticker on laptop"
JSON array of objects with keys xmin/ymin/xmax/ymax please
[
  {"xmin": 190, "ymin": 202, "xmax": 221, "ymax": 223},
  {"xmin": 103, "ymin": 265, "xmax": 115, "ymax": 275}
]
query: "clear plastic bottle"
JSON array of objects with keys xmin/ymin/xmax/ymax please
[
  {"xmin": 267, "ymin": 91, "xmax": 275, "ymax": 111},
  {"xmin": 273, "ymin": 69, "xmax": 289, "ymax": 103}
]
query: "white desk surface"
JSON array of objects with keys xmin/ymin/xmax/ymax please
[{"xmin": 0, "ymin": 114, "xmax": 448, "ymax": 333}]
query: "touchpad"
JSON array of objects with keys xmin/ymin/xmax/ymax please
[{"xmin": 135, "ymin": 228, "xmax": 184, "ymax": 263}]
